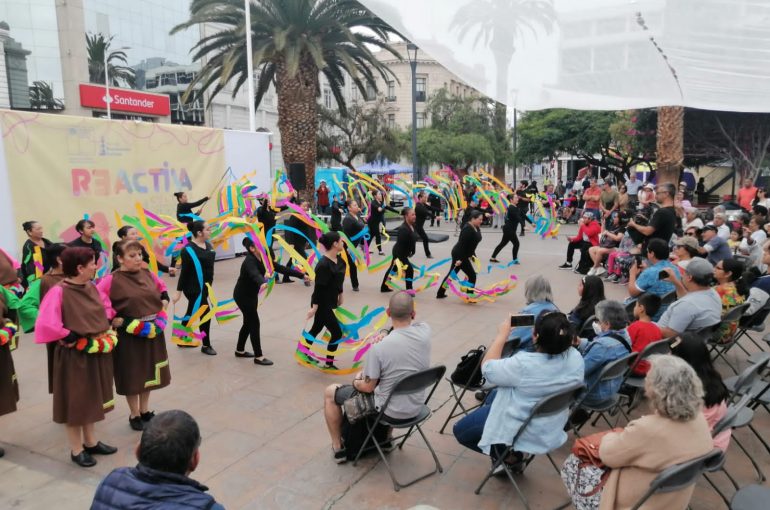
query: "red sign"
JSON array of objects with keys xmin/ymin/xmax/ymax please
[{"xmin": 79, "ymin": 83, "xmax": 170, "ymax": 116}]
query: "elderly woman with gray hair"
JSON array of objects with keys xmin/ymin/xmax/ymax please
[
  {"xmin": 595, "ymin": 355, "xmax": 713, "ymax": 510},
  {"xmin": 506, "ymin": 275, "xmax": 559, "ymax": 350}
]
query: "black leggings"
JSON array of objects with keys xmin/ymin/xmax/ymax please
[
  {"xmin": 491, "ymin": 227, "xmax": 520, "ymax": 261},
  {"xmin": 415, "ymin": 223, "xmax": 431, "ymax": 256},
  {"xmin": 345, "ymin": 246, "xmax": 359, "ymax": 289},
  {"xmin": 438, "ymin": 258, "xmax": 476, "ymax": 297},
  {"xmin": 184, "ymin": 288, "xmax": 211, "ymax": 347},
  {"xmin": 234, "ymin": 294, "xmax": 261, "ymax": 356},
  {"xmin": 381, "ymin": 255, "xmax": 414, "ymax": 291},
  {"xmin": 368, "ymin": 221, "xmax": 382, "ymax": 252},
  {"xmin": 308, "ymin": 306, "xmax": 343, "ymax": 363}
]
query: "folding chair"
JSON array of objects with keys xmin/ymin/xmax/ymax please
[
  {"xmin": 630, "ymin": 449, "xmax": 722, "ymax": 510},
  {"xmin": 730, "ymin": 484, "xmax": 770, "ymax": 510},
  {"xmin": 734, "ymin": 301, "xmax": 770, "ymax": 354},
  {"xmin": 625, "ymin": 299, "xmax": 637, "ymax": 323},
  {"xmin": 701, "ymin": 395, "xmax": 752, "ymax": 505},
  {"xmin": 577, "ymin": 314, "xmax": 596, "ymax": 340},
  {"xmin": 620, "ymin": 337, "xmax": 672, "ymax": 411},
  {"xmin": 352, "ymin": 365, "xmax": 446, "ymax": 491},
  {"xmin": 708, "ymin": 303, "xmax": 751, "ymax": 374},
  {"xmin": 474, "ymin": 381, "xmax": 585, "ymax": 509},
  {"xmin": 570, "ymin": 351, "xmax": 638, "ymax": 435},
  {"xmin": 660, "ymin": 290, "xmax": 677, "ymax": 307}
]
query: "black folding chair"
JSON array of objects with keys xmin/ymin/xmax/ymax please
[
  {"xmin": 708, "ymin": 303, "xmax": 751, "ymax": 374},
  {"xmin": 352, "ymin": 365, "xmax": 446, "ymax": 491},
  {"xmin": 734, "ymin": 300, "xmax": 770, "ymax": 354},
  {"xmin": 621, "ymin": 337, "xmax": 672, "ymax": 411},
  {"xmin": 577, "ymin": 314, "xmax": 597, "ymax": 340},
  {"xmin": 660, "ymin": 290, "xmax": 677, "ymax": 306},
  {"xmin": 474, "ymin": 381, "xmax": 585, "ymax": 509},
  {"xmin": 625, "ymin": 299, "xmax": 637, "ymax": 323},
  {"xmin": 570, "ymin": 351, "xmax": 638, "ymax": 435},
  {"xmin": 630, "ymin": 449, "xmax": 723, "ymax": 510},
  {"xmin": 701, "ymin": 395, "xmax": 752, "ymax": 504},
  {"xmin": 731, "ymin": 484, "xmax": 770, "ymax": 510}
]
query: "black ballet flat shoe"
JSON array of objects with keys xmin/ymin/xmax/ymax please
[
  {"xmin": 352, "ymin": 287, "xmax": 359, "ymax": 292},
  {"xmin": 83, "ymin": 441, "xmax": 117, "ymax": 456},
  {"xmin": 201, "ymin": 346, "xmax": 217, "ymax": 356},
  {"xmin": 129, "ymin": 416, "xmax": 144, "ymax": 431},
  {"xmin": 325, "ymin": 363, "xmax": 339, "ymax": 370},
  {"xmin": 380, "ymin": 287, "xmax": 393, "ymax": 293},
  {"xmin": 71, "ymin": 450, "xmax": 96, "ymax": 467},
  {"xmin": 282, "ymin": 278, "xmax": 295, "ymax": 284},
  {"xmin": 254, "ymin": 357, "xmax": 274, "ymax": 366},
  {"xmin": 234, "ymin": 351, "xmax": 255, "ymax": 358},
  {"xmin": 436, "ymin": 294, "xmax": 448, "ymax": 299},
  {"xmin": 140, "ymin": 411, "xmax": 155, "ymax": 422}
]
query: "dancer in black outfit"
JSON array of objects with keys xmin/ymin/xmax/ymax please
[
  {"xmin": 381, "ymin": 208, "xmax": 418, "ymax": 293},
  {"xmin": 490, "ymin": 194, "xmax": 531, "ymax": 264},
  {"xmin": 342, "ymin": 200, "xmax": 366, "ymax": 291},
  {"xmin": 516, "ymin": 182, "xmax": 531, "ymax": 236},
  {"xmin": 367, "ymin": 190, "xmax": 397, "ymax": 255},
  {"xmin": 329, "ymin": 193, "xmax": 346, "ymax": 232},
  {"xmin": 283, "ymin": 200, "xmax": 314, "ymax": 283},
  {"xmin": 415, "ymin": 192, "xmax": 440, "ymax": 258},
  {"xmin": 305, "ymin": 232, "xmax": 346, "ymax": 369},
  {"xmin": 429, "ymin": 186, "xmax": 443, "ymax": 227},
  {"xmin": 68, "ymin": 219, "xmax": 104, "ymax": 263},
  {"xmin": 173, "ymin": 221, "xmax": 217, "ymax": 356},
  {"xmin": 437, "ymin": 210, "xmax": 484, "ymax": 299},
  {"xmin": 171, "ymin": 192, "xmax": 208, "ymax": 270},
  {"xmin": 233, "ymin": 237, "xmax": 307, "ymax": 366}
]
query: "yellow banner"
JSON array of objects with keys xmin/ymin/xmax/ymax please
[{"xmin": 1, "ymin": 110, "xmax": 225, "ymax": 249}]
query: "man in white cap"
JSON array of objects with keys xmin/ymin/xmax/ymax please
[{"xmin": 658, "ymin": 257, "xmax": 722, "ymax": 338}]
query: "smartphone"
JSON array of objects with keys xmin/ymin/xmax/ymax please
[
  {"xmin": 658, "ymin": 270, "xmax": 669, "ymax": 280},
  {"xmin": 510, "ymin": 314, "xmax": 536, "ymax": 327}
]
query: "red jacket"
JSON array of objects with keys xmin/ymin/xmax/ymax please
[{"xmin": 571, "ymin": 220, "xmax": 601, "ymax": 246}]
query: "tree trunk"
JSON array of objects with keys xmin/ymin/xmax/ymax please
[
  {"xmin": 274, "ymin": 55, "xmax": 319, "ymax": 201},
  {"xmin": 656, "ymin": 106, "xmax": 684, "ymax": 185}
]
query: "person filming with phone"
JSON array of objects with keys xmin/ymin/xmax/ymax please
[
  {"xmin": 626, "ymin": 238, "xmax": 680, "ymax": 320},
  {"xmin": 655, "ymin": 258, "xmax": 722, "ymax": 338}
]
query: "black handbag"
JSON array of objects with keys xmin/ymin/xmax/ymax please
[
  {"xmin": 343, "ymin": 390, "xmax": 377, "ymax": 424},
  {"xmin": 450, "ymin": 345, "xmax": 486, "ymax": 387}
]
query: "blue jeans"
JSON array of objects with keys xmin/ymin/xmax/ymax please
[{"xmin": 453, "ymin": 390, "xmax": 497, "ymax": 454}]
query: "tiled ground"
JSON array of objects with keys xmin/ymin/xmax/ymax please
[{"xmin": 1, "ymin": 220, "xmax": 768, "ymax": 509}]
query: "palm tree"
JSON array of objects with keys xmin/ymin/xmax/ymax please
[
  {"xmin": 171, "ymin": 0, "xmax": 400, "ymax": 196},
  {"xmin": 656, "ymin": 106, "xmax": 684, "ymax": 184},
  {"xmin": 29, "ymin": 81, "xmax": 64, "ymax": 111},
  {"xmin": 86, "ymin": 33, "xmax": 136, "ymax": 88}
]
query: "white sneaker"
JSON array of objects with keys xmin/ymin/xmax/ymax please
[
  {"xmin": 593, "ymin": 267, "xmax": 606, "ymax": 277},
  {"xmin": 587, "ymin": 267, "xmax": 597, "ymax": 276}
]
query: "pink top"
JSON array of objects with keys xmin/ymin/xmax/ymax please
[
  {"xmin": 0, "ymin": 248, "xmax": 20, "ymax": 270},
  {"xmin": 96, "ymin": 271, "xmax": 167, "ymax": 320},
  {"xmin": 33, "ymin": 282, "xmax": 112, "ymax": 344},
  {"xmin": 703, "ymin": 401, "xmax": 732, "ymax": 451}
]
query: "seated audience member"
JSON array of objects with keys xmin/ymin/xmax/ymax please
[
  {"xmin": 671, "ymin": 334, "xmax": 732, "ymax": 451},
  {"xmin": 628, "ymin": 293, "xmax": 663, "ymax": 376},
  {"xmin": 709, "ymin": 212, "xmax": 731, "ymax": 240},
  {"xmin": 671, "ymin": 235, "xmax": 700, "ymax": 272},
  {"xmin": 713, "ymin": 259, "xmax": 746, "ymax": 343},
  {"xmin": 604, "ymin": 229, "xmax": 638, "ymax": 284},
  {"xmin": 593, "ymin": 355, "xmax": 713, "ymax": 509},
  {"xmin": 627, "ymin": 182, "xmax": 677, "ymax": 245},
  {"xmin": 567, "ymin": 275, "xmax": 605, "ymax": 331},
  {"xmin": 454, "ymin": 312, "xmax": 584, "ymax": 471},
  {"xmin": 746, "ymin": 241, "xmax": 770, "ymax": 314},
  {"xmin": 91, "ymin": 410, "xmax": 224, "ymax": 510},
  {"xmin": 573, "ymin": 300, "xmax": 632, "ymax": 408},
  {"xmin": 323, "ymin": 291, "xmax": 430, "ymax": 463},
  {"xmin": 698, "ymin": 225, "xmax": 733, "ymax": 266},
  {"xmin": 587, "ymin": 211, "xmax": 626, "ymax": 276},
  {"xmin": 658, "ymin": 258, "xmax": 722, "ymax": 338},
  {"xmin": 738, "ymin": 216, "xmax": 768, "ymax": 268},
  {"xmin": 558, "ymin": 211, "xmax": 601, "ymax": 274},
  {"xmin": 628, "ymin": 239, "xmax": 679, "ymax": 319},
  {"xmin": 683, "ymin": 207, "xmax": 704, "ymax": 232},
  {"xmin": 507, "ymin": 275, "xmax": 559, "ymax": 350}
]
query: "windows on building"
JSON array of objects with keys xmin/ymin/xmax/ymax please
[
  {"xmin": 416, "ymin": 111, "xmax": 427, "ymax": 128},
  {"xmin": 386, "ymin": 81, "xmax": 395, "ymax": 101},
  {"xmin": 387, "ymin": 113, "xmax": 396, "ymax": 128},
  {"xmin": 323, "ymin": 88, "xmax": 332, "ymax": 108},
  {"xmin": 416, "ymin": 76, "xmax": 427, "ymax": 102},
  {"xmin": 366, "ymin": 82, "xmax": 376, "ymax": 101}
]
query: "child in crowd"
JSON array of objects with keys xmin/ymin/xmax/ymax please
[
  {"xmin": 728, "ymin": 230, "xmax": 742, "ymax": 253},
  {"xmin": 627, "ymin": 293, "xmax": 663, "ymax": 375},
  {"xmin": 560, "ymin": 192, "xmax": 577, "ymax": 224}
]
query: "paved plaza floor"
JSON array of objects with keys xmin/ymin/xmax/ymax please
[{"xmin": 1, "ymin": 221, "xmax": 768, "ymax": 509}]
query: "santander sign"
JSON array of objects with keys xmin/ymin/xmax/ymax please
[{"xmin": 79, "ymin": 83, "xmax": 171, "ymax": 116}]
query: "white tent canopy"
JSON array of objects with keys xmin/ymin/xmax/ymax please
[{"xmin": 359, "ymin": 0, "xmax": 770, "ymax": 112}]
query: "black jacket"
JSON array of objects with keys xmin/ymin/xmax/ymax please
[
  {"xmin": 21, "ymin": 238, "xmax": 52, "ymax": 282},
  {"xmin": 503, "ymin": 205, "xmax": 531, "ymax": 231},
  {"xmin": 330, "ymin": 200, "xmax": 345, "ymax": 231},
  {"xmin": 311, "ymin": 255, "xmax": 345, "ymax": 308},
  {"xmin": 176, "ymin": 197, "xmax": 207, "ymax": 224},
  {"xmin": 452, "ymin": 224, "xmax": 482, "ymax": 260},
  {"xmin": 415, "ymin": 202, "xmax": 439, "ymax": 228},
  {"xmin": 367, "ymin": 200, "xmax": 398, "ymax": 225},
  {"xmin": 428, "ymin": 193, "xmax": 442, "ymax": 210},
  {"xmin": 392, "ymin": 222, "xmax": 418, "ymax": 260},
  {"xmin": 176, "ymin": 241, "xmax": 215, "ymax": 296},
  {"xmin": 342, "ymin": 214, "xmax": 366, "ymax": 247}
]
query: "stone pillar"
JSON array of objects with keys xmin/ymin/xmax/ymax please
[{"xmin": 55, "ymin": 0, "xmax": 90, "ymax": 116}]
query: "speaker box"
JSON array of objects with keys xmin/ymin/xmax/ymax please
[{"xmin": 288, "ymin": 163, "xmax": 306, "ymax": 191}]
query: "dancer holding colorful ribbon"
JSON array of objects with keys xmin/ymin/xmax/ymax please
[
  {"xmin": 305, "ymin": 232, "xmax": 346, "ymax": 370},
  {"xmin": 437, "ymin": 210, "xmax": 484, "ymax": 300},
  {"xmin": 173, "ymin": 220, "xmax": 217, "ymax": 356},
  {"xmin": 381, "ymin": 208, "xmax": 418, "ymax": 293},
  {"xmin": 342, "ymin": 200, "xmax": 366, "ymax": 292},
  {"xmin": 490, "ymin": 194, "xmax": 530, "ymax": 265},
  {"xmin": 367, "ymin": 190, "xmax": 397, "ymax": 256},
  {"xmin": 98, "ymin": 240, "xmax": 171, "ymax": 432},
  {"xmin": 415, "ymin": 191, "xmax": 440, "ymax": 258},
  {"xmin": 34, "ymin": 247, "xmax": 119, "ymax": 468},
  {"xmin": 20, "ymin": 220, "xmax": 52, "ymax": 285}
]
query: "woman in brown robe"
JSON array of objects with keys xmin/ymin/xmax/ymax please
[
  {"xmin": 34, "ymin": 247, "xmax": 119, "ymax": 468},
  {"xmin": 0, "ymin": 290, "xmax": 20, "ymax": 458},
  {"xmin": 98, "ymin": 240, "xmax": 171, "ymax": 431},
  {"xmin": 39, "ymin": 244, "xmax": 67, "ymax": 394},
  {"xmin": 0, "ymin": 248, "xmax": 22, "ymax": 350}
]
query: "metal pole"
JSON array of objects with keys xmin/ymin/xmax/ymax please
[
  {"xmin": 512, "ymin": 107, "xmax": 517, "ymax": 187},
  {"xmin": 245, "ymin": 0, "xmax": 256, "ymax": 131},
  {"xmin": 104, "ymin": 50, "xmax": 111, "ymax": 119},
  {"xmin": 410, "ymin": 55, "xmax": 418, "ymax": 181}
]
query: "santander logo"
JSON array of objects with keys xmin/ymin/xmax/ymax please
[{"xmin": 79, "ymin": 83, "xmax": 170, "ymax": 116}]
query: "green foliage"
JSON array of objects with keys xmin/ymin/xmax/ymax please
[
  {"xmin": 85, "ymin": 33, "xmax": 136, "ymax": 88},
  {"xmin": 28, "ymin": 81, "xmax": 64, "ymax": 111},
  {"xmin": 416, "ymin": 128, "xmax": 494, "ymax": 171},
  {"xmin": 317, "ymin": 100, "xmax": 407, "ymax": 169}
]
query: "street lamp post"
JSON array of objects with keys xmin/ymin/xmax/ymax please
[
  {"xmin": 407, "ymin": 43, "xmax": 418, "ymax": 181},
  {"xmin": 244, "ymin": 0, "xmax": 256, "ymax": 131},
  {"xmin": 104, "ymin": 45, "xmax": 130, "ymax": 120}
]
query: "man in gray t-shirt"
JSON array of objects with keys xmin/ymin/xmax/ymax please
[
  {"xmin": 323, "ymin": 292, "xmax": 432, "ymax": 463},
  {"xmin": 658, "ymin": 258, "xmax": 722, "ymax": 338}
]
